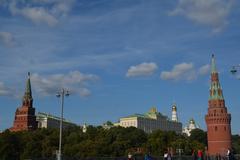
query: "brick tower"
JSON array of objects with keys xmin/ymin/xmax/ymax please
[
  {"xmin": 205, "ymin": 55, "xmax": 232, "ymax": 155},
  {"xmin": 10, "ymin": 72, "xmax": 37, "ymax": 132}
]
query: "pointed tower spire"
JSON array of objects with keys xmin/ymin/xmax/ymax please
[
  {"xmin": 211, "ymin": 54, "xmax": 217, "ymax": 73},
  {"xmin": 209, "ymin": 55, "xmax": 224, "ymax": 100},
  {"xmin": 25, "ymin": 72, "xmax": 32, "ymax": 97},
  {"xmin": 23, "ymin": 72, "xmax": 33, "ymax": 107}
]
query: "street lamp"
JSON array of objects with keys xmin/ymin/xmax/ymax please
[
  {"xmin": 56, "ymin": 88, "xmax": 69, "ymax": 160},
  {"xmin": 230, "ymin": 65, "xmax": 240, "ymax": 75},
  {"xmin": 176, "ymin": 148, "xmax": 183, "ymax": 160}
]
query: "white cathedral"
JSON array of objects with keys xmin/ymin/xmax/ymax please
[{"xmin": 182, "ymin": 118, "xmax": 200, "ymax": 136}]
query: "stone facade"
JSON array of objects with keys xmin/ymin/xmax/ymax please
[
  {"xmin": 117, "ymin": 107, "xmax": 182, "ymax": 134},
  {"xmin": 10, "ymin": 73, "xmax": 37, "ymax": 132},
  {"xmin": 205, "ymin": 55, "xmax": 232, "ymax": 155},
  {"xmin": 36, "ymin": 112, "xmax": 76, "ymax": 129}
]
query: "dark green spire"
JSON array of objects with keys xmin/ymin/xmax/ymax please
[
  {"xmin": 211, "ymin": 54, "xmax": 217, "ymax": 73},
  {"xmin": 23, "ymin": 72, "xmax": 32, "ymax": 100},
  {"xmin": 209, "ymin": 55, "xmax": 224, "ymax": 100}
]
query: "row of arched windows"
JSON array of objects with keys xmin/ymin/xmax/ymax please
[
  {"xmin": 209, "ymin": 100, "xmax": 225, "ymax": 107},
  {"xmin": 212, "ymin": 126, "xmax": 227, "ymax": 131},
  {"xmin": 207, "ymin": 117, "xmax": 229, "ymax": 124},
  {"xmin": 17, "ymin": 111, "xmax": 28, "ymax": 115}
]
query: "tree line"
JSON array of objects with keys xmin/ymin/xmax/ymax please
[{"xmin": 0, "ymin": 126, "xmax": 239, "ymax": 159}]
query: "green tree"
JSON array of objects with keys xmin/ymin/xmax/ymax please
[
  {"xmin": 0, "ymin": 130, "xmax": 22, "ymax": 160},
  {"xmin": 20, "ymin": 131, "xmax": 43, "ymax": 159},
  {"xmin": 146, "ymin": 130, "xmax": 178, "ymax": 156},
  {"xmin": 189, "ymin": 129, "xmax": 207, "ymax": 146},
  {"xmin": 232, "ymin": 134, "xmax": 240, "ymax": 154},
  {"xmin": 41, "ymin": 129, "xmax": 59, "ymax": 158}
]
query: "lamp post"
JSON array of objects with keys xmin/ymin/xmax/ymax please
[
  {"xmin": 56, "ymin": 88, "xmax": 69, "ymax": 160},
  {"xmin": 176, "ymin": 143, "xmax": 183, "ymax": 160},
  {"xmin": 230, "ymin": 65, "xmax": 240, "ymax": 75}
]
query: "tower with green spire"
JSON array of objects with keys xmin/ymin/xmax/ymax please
[
  {"xmin": 205, "ymin": 55, "xmax": 232, "ymax": 155},
  {"xmin": 22, "ymin": 72, "xmax": 33, "ymax": 107},
  {"xmin": 209, "ymin": 54, "xmax": 224, "ymax": 101},
  {"xmin": 10, "ymin": 72, "xmax": 37, "ymax": 132}
]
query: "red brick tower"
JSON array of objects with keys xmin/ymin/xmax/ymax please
[
  {"xmin": 10, "ymin": 72, "xmax": 37, "ymax": 132},
  {"xmin": 205, "ymin": 55, "xmax": 232, "ymax": 155}
]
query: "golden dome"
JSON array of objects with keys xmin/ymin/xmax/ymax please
[{"xmin": 172, "ymin": 104, "xmax": 177, "ymax": 111}]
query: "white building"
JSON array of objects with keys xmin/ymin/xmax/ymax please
[
  {"xmin": 171, "ymin": 103, "xmax": 178, "ymax": 122},
  {"xmin": 116, "ymin": 107, "xmax": 182, "ymax": 134},
  {"xmin": 36, "ymin": 112, "xmax": 76, "ymax": 129},
  {"xmin": 182, "ymin": 118, "xmax": 200, "ymax": 136},
  {"xmin": 82, "ymin": 123, "xmax": 87, "ymax": 133}
]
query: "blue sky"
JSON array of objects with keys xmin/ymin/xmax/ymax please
[{"xmin": 0, "ymin": 0, "xmax": 240, "ymax": 134}]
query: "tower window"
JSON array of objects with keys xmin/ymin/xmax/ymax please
[
  {"xmin": 224, "ymin": 126, "xmax": 226, "ymax": 131},
  {"xmin": 215, "ymin": 126, "xmax": 218, "ymax": 131}
]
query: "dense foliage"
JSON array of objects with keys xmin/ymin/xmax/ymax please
[{"xmin": 0, "ymin": 127, "xmax": 239, "ymax": 159}]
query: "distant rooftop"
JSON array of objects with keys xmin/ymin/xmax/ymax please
[
  {"xmin": 36, "ymin": 112, "xmax": 75, "ymax": 124},
  {"xmin": 122, "ymin": 107, "xmax": 169, "ymax": 120}
]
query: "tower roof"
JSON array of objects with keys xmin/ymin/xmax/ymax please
[
  {"xmin": 172, "ymin": 103, "xmax": 177, "ymax": 110},
  {"xmin": 189, "ymin": 118, "xmax": 195, "ymax": 124},
  {"xmin": 209, "ymin": 55, "xmax": 224, "ymax": 100},
  {"xmin": 23, "ymin": 72, "xmax": 32, "ymax": 100},
  {"xmin": 211, "ymin": 54, "xmax": 217, "ymax": 73},
  {"xmin": 149, "ymin": 107, "xmax": 157, "ymax": 113}
]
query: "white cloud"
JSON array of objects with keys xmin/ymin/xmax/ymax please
[
  {"xmin": 160, "ymin": 62, "xmax": 212, "ymax": 81},
  {"xmin": 126, "ymin": 62, "xmax": 158, "ymax": 77},
  {"xmin": 31, "ymin": 71, "xmax": 98, "ymax": 97},
  {"xmin": 170, "ymin": 0, "xmax": 233, "ymax": 32},
  {"xmin": 51, "ymin": 0, "xmax": 75, "ymax": 17},
  {"xmin": 160, "ymin": 63, "xmax": 196, "ymax": 81},
  {"xmin": 4, "ymin": 0, "xmax": 75, "ymax": 26},
  {"xmin": 0, "ymin": 32, "xmax": 14, "ymax": 47},
  {"xmin": 0, "ymin": 82, "xmax": 13, "ymax": 96},
  {"xmin": 198, "ymin": 64, "xmax": 210, "ymax": 75},
  {"xmin": 13, "ymin": 6, "xmax": 58, "ymax": 26},
  {"xmin": 79, "ymin": 88, "xmax": 91, "ymax": 97}
]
